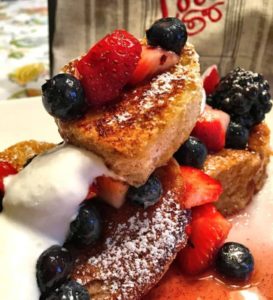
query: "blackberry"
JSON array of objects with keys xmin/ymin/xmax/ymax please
[{"xmin": 209, "ymin": 67, "xmax": 272, "ymax": 128}]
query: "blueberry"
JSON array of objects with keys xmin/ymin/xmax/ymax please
[
  {"xmin": 127, "ymin": 175, "xmax": 163, "ymax": 209},
  {"xmin": 40, "ymin": 281, "xmax": 90, "ymax": 300},
  {"xmin": 174, "ymin": 136, "xmax": 207, "ymax": 169},
  {"xmin": 42, "ymin": 74, "xmax": 88, "ymax": 121},
  {"xmin": 226, "ymin": 122, "xmax": 249, "ymax": 149},
  {"xmin": 36, "ymin": 245, "xmax": 72, "ymax": 294},
  {"xmin": 215, "ymin": 242, "xmax": 254, "ymax": 280},
  {"xmin": 68, "ymin": 201, "xmax": 102, "ymax": 246},
  {"xmin": 146, "ymin": 17, "xmax": 187, "ymax": 55}
]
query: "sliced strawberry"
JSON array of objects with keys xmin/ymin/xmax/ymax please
[
  {"xmin": 191, "ymin": 202, "xmax": 220, "ymax": 219},
  {"xmin": 192, "ymin": 105, "xmax": 230, "ymax": 152},
  {"xmin": 177, "ymin": 203, "xmax": 231, "ymax": 275},
  {"xmin": 180, "ymin": 166, "xmax": 223, "ymax": 209},
  {"xmin": 85, "ymin": 184, "xmax": 97, "ymax": 200},
  {"xmin": 77, "ymin": 30, "xmax": 141, "ymax": 106},
  {"xmin": 129, "ymin": 45, "xmax": 179, "ymax": 85},
  {"xmin": 95, "ymin": 176, "xmax": 129, "ymax": 209},
  {"xmin": 202, "ymin": 65, "xmax": 220, "ymax": 95},
  {"xmin": 0, "ymin": 161, "xmax": 17, "ymax": 192}
]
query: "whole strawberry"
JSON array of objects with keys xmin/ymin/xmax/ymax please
[{"xmin": 77, "ymin": 30, "xmax": 142, "ymax": 106}]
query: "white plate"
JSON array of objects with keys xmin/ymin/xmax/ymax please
[{"xmin": 0, "ymin": 97, "xmax": 61, "ymax": 150}]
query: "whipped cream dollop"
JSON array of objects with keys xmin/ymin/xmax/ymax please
[{"xmin": 0, "ymin": 144, "xmax": 115, "ymax": 299}]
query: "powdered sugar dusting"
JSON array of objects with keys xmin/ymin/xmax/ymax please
[
  {"xmin": 143, "ymin": 64, "xmax": 187, "ymax": 98},
  {"xmin": 76, "ymin": 192, "xmax": 189, "ymax": 299}
]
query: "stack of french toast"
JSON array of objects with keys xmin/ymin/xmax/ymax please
[{"xmin": 0, "ymin": 17, "xmax": 271, "ymax": 300}]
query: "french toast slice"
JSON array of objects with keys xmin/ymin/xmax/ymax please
[
  {"xmin": 57, "ymin": 43, "xmax": 203, "ymax": 186},
  {"xmin": 203, "ymin": 123, "xmax": 271, "ymax": 216},
  {"xmin": 68, "ymin": 159, "xmax": 189, "ymax": 300}
]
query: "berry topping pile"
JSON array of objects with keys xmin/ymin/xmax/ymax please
[
  {"xmin": 42, "ymin": 74, "xmax": 87, "ymax": 121},
  {"xmin": 174, "ymin": 136, "xmax": 207, "ymax": 169},
  {"xmin": 42, "ymin": 18, "xmax": 187, "ymax": 120},
  {"xmin": 126, "ymin": 174, "xmax": 163, "ymax": 209},
  {"xmin": 177, "ymin": 204, "xmax": 231, "ymax": 275},
  {"xmin": 77, "ymin": 29, "xmax": 141, "ymax": 106},
  {"xmin": 208, "ymin": 67, "xmax": 272, "ymax": 129},
  {"xmin": 146, "ymin": 17, "xmax": 187, "ymax": 55},
  {"xmin": 215, "ymin": 242, "xmax": 254, "ymax": 280}
]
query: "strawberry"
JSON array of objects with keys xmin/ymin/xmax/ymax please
[
  {"xmin": 192, "ymin": 105, "xmax": 230, "ymax": 152},
  {"xmin": 177, "ymin": 203, "xmax": 231, "ymax": 275},
  {"xmin": 0, "ymin": 161, "xmax": 17, "ymax": 192},
  {"xmin": 202, "ymin": 65, "xmax": 220, "ymax": 95},
  {"xmin": 180, "ymin": 166, "xmax": 223, "ymax": 209},
  {"xmin": 76, "ymin": 30, "xmax": 141, "ymax": 106},
  {"xmin": 85, "ymin": 184, "xmax": 97, "ymax": 200},
  {"xmin": 95, "ymin": 176, "xmax": 129, "ymax": 209},
  {"xmin": 0, "ymin": 161, "xmax": 17, "ymax": 211},
  {"xmin": 128, "ymin": 45, "xmax": 179, "ymax": 85}
]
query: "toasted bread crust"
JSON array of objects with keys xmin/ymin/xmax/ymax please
[
  {"xmin": 69, "ymin": 159, "xmax": 189, "ymax": 300},
  {"xmin": 203, "ymin": 123, "xmax": 271, "ymax": 216},
  {"xmin": 57, "ymin": 43, "xmax": 203, "ymax": 186},
  {"xmin": 0, "ymin": 140, "xmax": 55, "ymax": 170}
]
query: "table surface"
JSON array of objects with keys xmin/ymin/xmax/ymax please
[{"xmin": 0, "ymin": 0, "xmax": 49, "ymax": 100}]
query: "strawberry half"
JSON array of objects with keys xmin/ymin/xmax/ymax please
[
  {"xmin": 202, "ymin": 65, "xmax": 220, "ymax": 95},
  {"xmin": 128, "ymin": 45, "xmax": 179, "ymax": 85},
  {"xmin": 77, "ymin": 30, "xmax": 141, "ymax": 106},
  {"xmin": 192, "ymin": 105, "xmax": 230, "ymax": 152},
  {"xmin": 177, "ymin": 203, "xmax": 231, "ymax": 275},
  {"xmin": 180, "ymin": 166, "xmax": 223, "ymax": 209}
]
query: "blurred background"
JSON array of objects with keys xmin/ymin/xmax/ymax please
[
  {"xmin": 0, "ymin": 0, "xmax": 272, "ymax": 101},
  {"xmin": 0, "ymin": 0, "xmax": 48, "ymax": 100}
]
